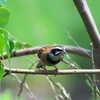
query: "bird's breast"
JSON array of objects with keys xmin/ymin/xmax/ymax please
[{"xmin": 41, "ymin": 53, "xmax": 62, "ymax": 66}]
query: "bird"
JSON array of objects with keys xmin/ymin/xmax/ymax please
[{"xmin": 36, "ymin": 45, "xmax": 66, "ymax": 75}]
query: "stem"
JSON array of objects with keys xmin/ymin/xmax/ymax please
[{"xmin": 73, "ymin": 0, "xmax": 100, "ymax": 48}]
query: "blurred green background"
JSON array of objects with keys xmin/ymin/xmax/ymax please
[{"xmin": 1, "ymin": 0, "xmax": 100, "ymax": 100}]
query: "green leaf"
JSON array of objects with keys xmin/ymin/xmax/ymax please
[
  {"xmin": 0, "ymin": 28, "xmax": 14, "ymax": 60},
  {"xmin": 22, "ymin": 42, "xmax": 32, "ymax": 48},
  {"xmin": 56, "ymin": 82, "xmax": 71, "ymax": 100},
  {"xmin": 0, "ymin": 62, "xmax": 4, "ymax": 80},
  {"xmin": 1, "ymin": 29, "xmax": 14, "ymax": 74},
  {"xmin": 0, "ymin": 30, "xmax": 5, "ymax": 57},
  {"xmin": 0, "ymin": 7, "xmax": 11, "ymax": 28},
  {"xmin": 0, "ymin": 0, "xmax": 6, "ymax": 7},
  {"xmin": 15, "ymin": 41, "xmax": 32, "ymax": 50},
  {"xmin": 2, "ymin": 29, "xmax": 10, "ymax": 63},
  {"xmin": 2, "ymin": 28, "xmax": 14, "ymax": 57},
  {"xmin": 15, "ymin": 41, "xmax": 23, "ymax": 50},
  {"xmin": 8, "ymin": 36, "xmax": 14, "ymax": 53}
]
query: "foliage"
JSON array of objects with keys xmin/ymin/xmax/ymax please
[
  {"xmin": 0, "ymin": 61, "xmax": 4, "ymax": 80},
  {"xmin": 0, "ymin": 4, "xmax": 15, "ymax": 80}
]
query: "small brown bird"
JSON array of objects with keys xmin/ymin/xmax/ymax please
[{"xmin": 36, "ymin": 45, "xmax": 66, "ymax": 75}]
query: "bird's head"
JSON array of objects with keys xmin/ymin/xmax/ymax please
[{"xmin": 48, "ymin": 46, "xmax": 66, "ymax": 61}]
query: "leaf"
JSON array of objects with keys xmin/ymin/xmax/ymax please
[
  {"xmin": 22, "ymin": 42, "xmax": 32, "ymax": 48},
  {"xmin": 2, "ymin": 29, "xmax": 11, "ymax": 64},
  {"xmin": 15, "ymin": 41, "xmax": 23, "ymax": 50},
  {"xmin": 15, "ymin": 41, "xmax": 32, "ymax": 50},
  {"xmin": 0, "ymin": 28, "xmax": 14, "ymax": 60},
  {"xmin": 8, "ymin": 36, "xmax": 14, "ymax": 53},
  {"xmin": 0, "ymin": 30, "xmax": 5, "ymax": 58},
  {"xmin": 0, "ymin": 0, "xmax": 6, "ymax": 7},
  {"xmin": 0, "ymin": 7, "xmax": 11, "ymax": 28},
  {"xmin": 56, "ymin": 82, "xmax": 71, "ymax": 100},
  {"xmin": 1, "ymin": 29, "xmax": 14, "ymax": 74},
  {"xmin": 0, "ymin": 62, "xmax": 4, "ymax": 81}
]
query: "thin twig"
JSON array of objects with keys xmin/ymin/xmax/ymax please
[
  {"xmin": 91, "ymin": 43, "xmax": 97, "ymax": 100},
  {"xmin": 17, "ymin": 74, "xmax": 27, "ymax": 98},
  {"xmin": 65, "ymin": 29, "xmax": 91, "ymax": 57},
  {"xmin": 62, "ymin": 59, "xmax": 78, "ymax": 69},
  {"xmin": 46, "ymin": 76, "xmax": 60, "ymax": 100},
  {"xmin": 46, "ymin": 76, "xmax": 71, "ymax": 100},
  {"xmin": 11, "ymin": 73, "xmax": 38, "ymax": 100},
  {"xmin": 83, "ymin": 74, "xmax": 100, "ymax": 96},
  {"xmin": 17, "ymin": 58, "xmax": 35, "ymax": 99}
]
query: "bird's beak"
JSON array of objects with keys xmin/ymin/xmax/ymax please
[{"xmin": 62, "ymin": 49, "xmax": 66, "ymax": 54}]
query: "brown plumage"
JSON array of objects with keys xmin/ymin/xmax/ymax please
[{"xmin": 36, "ymin": 45, "xmax": 66, "ymax": 75}]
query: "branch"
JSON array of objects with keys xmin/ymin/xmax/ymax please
[
  {"xmin": 0, "ymin": 45, "xmax": 91, "ymax": 59},
  {"xmin": 73, "ymin": 0, "xmax": 100, "ymax": 49},
  {"xmin": 4, "ymin": 67, "xmax": 100, "ymax": 75},
  {"xmin": 11, "ymin": 74, "xmax": 38, "ymax": 100}
]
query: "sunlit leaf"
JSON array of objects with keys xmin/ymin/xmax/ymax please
[
  {"xmin": 0, "ymin": 7, "xmax": 11, "ymax": 28},
  {"xmin": 0, "ymin": 30, "xmax": 5, "ymax": 58},
  {"xmin": 0, "ymin": 62, "xmax": 4, "ymax": 80},
  {"xmin": 8, "ymin": 36, "xmax": 14, "ymax": 53},
  {"xmin": 1, "ymin": 29, "xmax": 14, "ymax": 74},
  {"xmin": 1, "ymin": 29, "xmax": 14, "ymax": 60},
  {"xmin": 15, "ymin": 41, "xmax": 32, "ymax": 50},
  {"xmin": 22, "ymin": 42, "xmax": 32, "ymax": 48},
  {"xmin": 15, "ymin": 41, "xmax": 23, "ymax": 50},
  {"xmin": 2, "ymin": 29, "xmax": 10, "ymax": 63}
]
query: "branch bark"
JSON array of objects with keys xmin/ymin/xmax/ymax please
[
  {"xmin": 0, "ymin": 45, "xmax": 91, "ymax": 59},
  {"xmin": 73, "ymin": 0, "xmax": 100, "ymax": 70},
  {"xmin": 73, "ymin": 0, "xmax": 100, "ymax": 49},
  {"xmin": 4, "ymin": 67, "xmax": 100, "ymax": 75}
]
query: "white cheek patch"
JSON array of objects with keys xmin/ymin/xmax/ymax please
[{"xmin": 55, "ymin": 51, "xmax": 60, "ymax": 55}]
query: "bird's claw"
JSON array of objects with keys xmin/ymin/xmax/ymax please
[
  {"xmin": 54, "ymin": 68, "xmax": 59, "ymax": 76},
  {"xmin": 43, "ymin": 68, "xmax": 48, "ymax": 76}
]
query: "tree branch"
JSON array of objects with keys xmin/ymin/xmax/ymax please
[
  {"xmin": 4, "ymin": 67, "xmax": 100, "ymax": 75},
  {"xmin": 73, "ymin": 0, "xmax": 100, "ymax": 49},
  {"xmin": 0, "ymin": 45, "xmax": 91, "ymax": 59}
]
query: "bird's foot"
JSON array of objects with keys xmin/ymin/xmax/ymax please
[
  {"xmin": 54, "ymin": 67, "xmax": 59, "ymax": 76},
  {"xmin": 43, "ymin": 67, "xmax": 48, "ymax": 76}
]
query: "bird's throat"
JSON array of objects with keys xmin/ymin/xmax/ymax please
[{"xmin": 47, "ymin": 54, "xmax": 61, "ymax": 64}]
